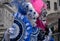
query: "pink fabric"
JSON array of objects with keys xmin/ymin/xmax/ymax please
[
  {"xmin": 36, "ymin": 19, "xmax": 46, "ymax": 31},
  {"xmin": 30, "ymin": 0, "xmax": 47, "ymax": 15}
]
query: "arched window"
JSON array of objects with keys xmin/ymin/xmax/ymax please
[
  {"xmin": 47, "ymin": 1, "xmax": 50, "ymax": 10},
  {"xmin": 54, "ymin": 2, "xmax": 57, "ymax": 10},
  {"xmin": 59, "ymin": 0, "xmax": 60, "ymax": 6}
]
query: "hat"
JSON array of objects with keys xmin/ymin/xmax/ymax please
[{"xmin": 30, "ymin": 0, "xmax": 47, "ymax": 15}]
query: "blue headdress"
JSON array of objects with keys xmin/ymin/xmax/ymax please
[{"xmin": 11, "ymin": 0, "xmax": 28, "ymax": 15}]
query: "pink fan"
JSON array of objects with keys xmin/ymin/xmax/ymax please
[{"xmin": 30, "ymin": 0, "xmax": 47, "ymax": 15}]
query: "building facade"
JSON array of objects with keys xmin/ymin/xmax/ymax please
[
  {"xmin": 0, "ymin": 4, "xmax": 14, "ymax": 40},
  {"xmin": 45, "ymin": 0, "xmax": 58, "ymax": 15}
]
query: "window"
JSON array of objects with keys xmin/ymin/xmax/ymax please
[
  {"xmin": 59, "ymin": 0, "xmax": 60, "ymax": 6},
  {"xmin": 47, "ymin": 1, "xmax": 50, "ymax": 10},
  {"xmin": 54, "ymin": 2, "xmax": 57, "ymax": 10}
]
